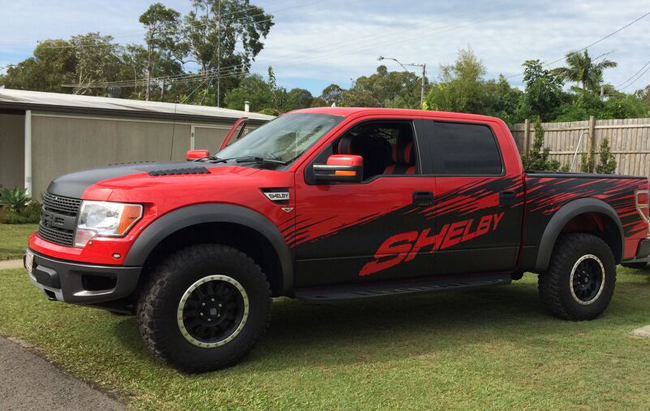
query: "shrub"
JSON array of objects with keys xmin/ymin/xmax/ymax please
[
  {"xmin": 521, "ymin": 117, "xmax": 561, "ymax": 171},
  {"xmin": 0, "ymin": 188, "xmax": 31, "ymax": 213},
  {"xmin": 595, "ymin": 138, "xmax": 617, "ymax": 174},
  {"xmin": 0, "ymin": 201, "xmax": 41, "ymax": 224},
  {"xmin": 580, "ymin": 138, "xmax": 617, "ymax": 174}
]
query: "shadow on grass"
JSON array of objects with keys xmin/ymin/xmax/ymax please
[
  {"xmin": 112, "ymin": 281, "xmax": 542, "ymax": 366},
  {"xmin": 110, "ymin": 273, "xmax": 650, "ymax": 372}
]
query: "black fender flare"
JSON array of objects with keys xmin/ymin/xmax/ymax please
[
  {"xmin": 534, "ymin": 198, "xmax": 624, "ymax": 272},
  {"xmin": 124, "ymin": 204, "xmax": 293, "ymax": 294}
]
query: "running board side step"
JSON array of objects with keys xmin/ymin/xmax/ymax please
[{"xmin": 295, "ymin": 273, "xmax": 512, "ymax": 303}]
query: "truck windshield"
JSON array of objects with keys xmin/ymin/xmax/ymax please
[{"xmin": 217, "ymin": 113, "xmax": 344, "ymax": 165}]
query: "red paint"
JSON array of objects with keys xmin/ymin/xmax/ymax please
[
  {"xmin": 326, "ymin": 155, "xmax": 363, "ymax": 167},
  {"xmin": 359, "ymin": 232, "xmax": 418, "ymax": 277},
  {"xmin": 218, "ymin": 117, "xmax": 248, "ymax": 151},
  {"xmin": 360, "ymin": 212, "xmax": 506, "ymax": 276},
  {"xmin": 28, "ymin": 107, "xmax": 649, "ymax": 273},
  {"xmin": 186, "ymin": 150, "xmax": 210, "ymax": 160}
]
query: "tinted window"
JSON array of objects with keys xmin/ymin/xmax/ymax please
[{"xmin": 431, "ymin": 122, "xmax": 502, "ymax": 175}]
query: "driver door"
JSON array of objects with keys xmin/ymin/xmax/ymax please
[{"xmin": 293, "ymin": 119, "xmax": 438, "ymax": 288}]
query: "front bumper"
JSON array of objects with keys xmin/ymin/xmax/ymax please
[{"xmin": 25, "ymin": 248, "xmax": 141, "ymax": 305}]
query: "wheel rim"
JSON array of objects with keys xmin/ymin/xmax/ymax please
[
  {"xmin": 177, "ymin": 275, "xmax": 249, "ymax": 348},
  {"xmin": 569, "ymin": 254, "xmax": 606, "ymax": 305}
]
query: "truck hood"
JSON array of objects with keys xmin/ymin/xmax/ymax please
[{"xmin": 47, "ymin": 162, "xmax": 265, "ymax": 199}]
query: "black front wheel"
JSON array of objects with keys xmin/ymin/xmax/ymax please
[
  {"xmin": 539, "ymin": 233, "xmax": 616, "ymax": 321},
  {"xmin": 137, "ymin": 244, "xmax": 271, "ymax": 372}
]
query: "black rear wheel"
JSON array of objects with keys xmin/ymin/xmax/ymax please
[
  {"xmin": 137, "ymin": 244, "xmax": 271, "ymax": 372},
  {"xmin": 539, "ymin": 233, "xmax": 616, "ymax": 321}
]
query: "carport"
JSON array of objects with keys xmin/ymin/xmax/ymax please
[{"xmin": 0, "ymin": 89, "xmax": 273, "ymax": 198}]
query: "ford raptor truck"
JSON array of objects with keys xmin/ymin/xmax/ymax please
[{"xmin": 25, "ymin": 108, "xmax": 650, "ymax": 372}]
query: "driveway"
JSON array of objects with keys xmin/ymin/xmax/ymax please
[{"xmin": 0, "ymin": 336, "xmax": 125, "ymax": 411}]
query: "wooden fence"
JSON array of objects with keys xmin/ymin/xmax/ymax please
[{"xmin": 510, "ymin": 116, "xmax": 650, "ymax": 178}]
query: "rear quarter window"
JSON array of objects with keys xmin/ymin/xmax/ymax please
[{"xmin": 431, "ymin": 122, "xmax": 503, "ymax": 175}]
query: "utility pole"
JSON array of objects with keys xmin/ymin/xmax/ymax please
[
  {"xmin": 419, "ymin": 63, "xmax": 426, "ymax": 108},
  {"xmin": 145, "ymin": 32, "xmax": 152, "ymax": 101},
  {"xmin": 216, "ymin": 0, "xmax": 222, "ymax": 107},
  {"xmin": 378, "ymin": 56, "xmax": 427, "ymax": 108}
]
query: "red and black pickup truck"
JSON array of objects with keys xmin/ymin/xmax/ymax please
[{"xmin": 25, "ymin": 108, "xmax": 650, "ymax": 372}]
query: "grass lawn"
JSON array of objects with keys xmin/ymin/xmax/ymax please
[
  {"xmin": 0, "ymin": 224, "xmax": 37, "ymax": 260},
  {"xmin": 1, "ymin": 266, "xmax": 649, "ymax": 410}
]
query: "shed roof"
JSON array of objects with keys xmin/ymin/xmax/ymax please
[{"xmin": 0, "ymin": 88, "xmax": 274, "ymax": 124}]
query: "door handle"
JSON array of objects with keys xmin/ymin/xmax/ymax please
[
  {"xmin": 413, "ymin": 191, "xmax": 434, "ymax": 206},
  {"xmin": 499, "ymin": 191, "xmax": 516, "ymax": 205}
]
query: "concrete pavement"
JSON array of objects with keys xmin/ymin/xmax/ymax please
[
  {"xmin": 0, "ymin": 260, "xmax": 24, "ymax": 270},
  {"xmin": 631, "ymin": 325, "xmax": 650, "ymax": 339},
  {"xmin": 0, "ymin": 336, "xmax": 126, "ymax": 411}
]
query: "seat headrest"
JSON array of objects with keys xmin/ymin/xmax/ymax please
[
  {"xmin": 392, "ymin": 140, "xmax": 415, "ymax": 165},
  {"xmin": 337, "ymin": 136, "xmax": 356, "ymax": 155}
]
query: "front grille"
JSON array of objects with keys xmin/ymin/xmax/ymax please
[
  {"xmin": 38, "ymin": 224, "xmax": 75, "ymax": 247},
  {"xmin": 42, "ymin": 193, "xmax": 82, "ymax": 216},
  {"xmin": 38, "ymin": 193, "xmax": 81, "ymax": 247}
]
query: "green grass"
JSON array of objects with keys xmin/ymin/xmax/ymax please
[
  {"xmin": 1, "ymin": 267, "xmax": 650, "ymax": 410},
  {"xmin": 0, "ymin": 224, "xmax": 37, "ymax": 260}
]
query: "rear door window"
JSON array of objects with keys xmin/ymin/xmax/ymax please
[{"xmin": 428, "ymin": 122, "xmax": 503, "ymax": 175}]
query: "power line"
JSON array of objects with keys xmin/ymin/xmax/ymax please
[
  {"xmin": 617, "ymin": 59, "xmax": 650, "ymax": 91},
  {"xmin": 506, "ymin": 10, "xmax": 650, "ymax": 79},
  {"xmin": 65, "ymin": 0, "xmax": 517, "ymax": 90}
]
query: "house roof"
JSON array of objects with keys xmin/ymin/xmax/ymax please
[{"xmin": 0, "ymin": 88, "xmax": 274, "ymax": 124}]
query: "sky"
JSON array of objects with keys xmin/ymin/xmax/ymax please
[{"xmin": 1, "ymin": 0, "xmax": 650, "ymax": 96}]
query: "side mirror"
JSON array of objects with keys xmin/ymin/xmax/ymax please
[
  {"xmin": 313, "ymin": 155, "xmax": 363, "ymax": 183},
  {"xmin": 187, "ymin": 149, "xmax": 210, "ymax": 161}
]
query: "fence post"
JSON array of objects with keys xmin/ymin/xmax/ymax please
[
  {"xmin": 523, "ymin": 118, "xmax": 530, "ymax": 158},
  {"xmin": 588, "ymin": 115, "xmax": 596, "ymax": 165}
]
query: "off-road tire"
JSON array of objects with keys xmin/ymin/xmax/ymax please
[
  {"xmin": 137, "ymin": 244, "xmax": 271, "ymax": 373},
  {"xmin": 621, "ymin": 262, "xmax": 648, "ymax": 270},
  {"xmin": 539, "ymin": 233, "xmax": 616, "ymax": 321}
]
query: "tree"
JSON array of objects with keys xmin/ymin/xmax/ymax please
[
  {"xmin": 521, "ymin": 59, "xmax": 565, "ymax": 121},
  {"xmin": 0, "ymin": 39, "xmax": 77, "ymax": 93},
  {"xmin": 139, "ymin": 3, "xmax": 185, "ymax": 100},
  {"xmin": 481, "ymin": 75, "xmax": 525, "ymax": 125},
  {"xmin": 0, "ymin": 34, "xmax": 124, "ymax": 96},
  {"xmin": 425, "ymin": 48, "xmax": 486, "ymax": 113},
  {"xmin": 285, "ymin": 88, "xmax": 313, "ymax": 111},
  {"xmin": 341, "ymin": 65, "xmax": 423, "ymax": 108},
  {"xmin": 320, "ymin": 84, "xmax": 344, "ymax": 106},
  {"xmin": 224, "ymin": 73, "xmax": 273, "ymax": 111},
  {"xmin": 522, "ymin": 118, "xmax": 561, "ymax": 171},
  {"xmin": 552, "ymin": 50, "xmax": 617, "ymax": 97},
  {"xmin": 183, "ymin": 0, "xmax": 274, "ymax": 105},
  {"xmin": 69, "ymin": 33, "xmax": 124, "ymax": 95}
]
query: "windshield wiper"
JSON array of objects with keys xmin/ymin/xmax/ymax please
[{"xmin": 209, "ymin": 156, "xmax": 288, "ymax": 166}]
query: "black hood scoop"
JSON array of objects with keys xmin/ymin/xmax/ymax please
[{"xmin": 148, "ymin": 167, "xmax": 211, "ymax": 176}]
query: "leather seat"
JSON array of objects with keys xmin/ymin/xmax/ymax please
[
  {"xmin": 384, "ymin": 139, "xmax": 416, "ymax": 175},
  {"xmin": 337, "ymin": 135, "xmax": 392, "ymax": 179}
]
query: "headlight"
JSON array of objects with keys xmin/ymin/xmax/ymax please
[{"xmin": 75, "ymin": 201, "xmax": 143, "ymax": 248}]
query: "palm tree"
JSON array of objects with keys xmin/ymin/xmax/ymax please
[{"xmin": 551, "ymin": 50, "xmax": 617, "ymax": 97}]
